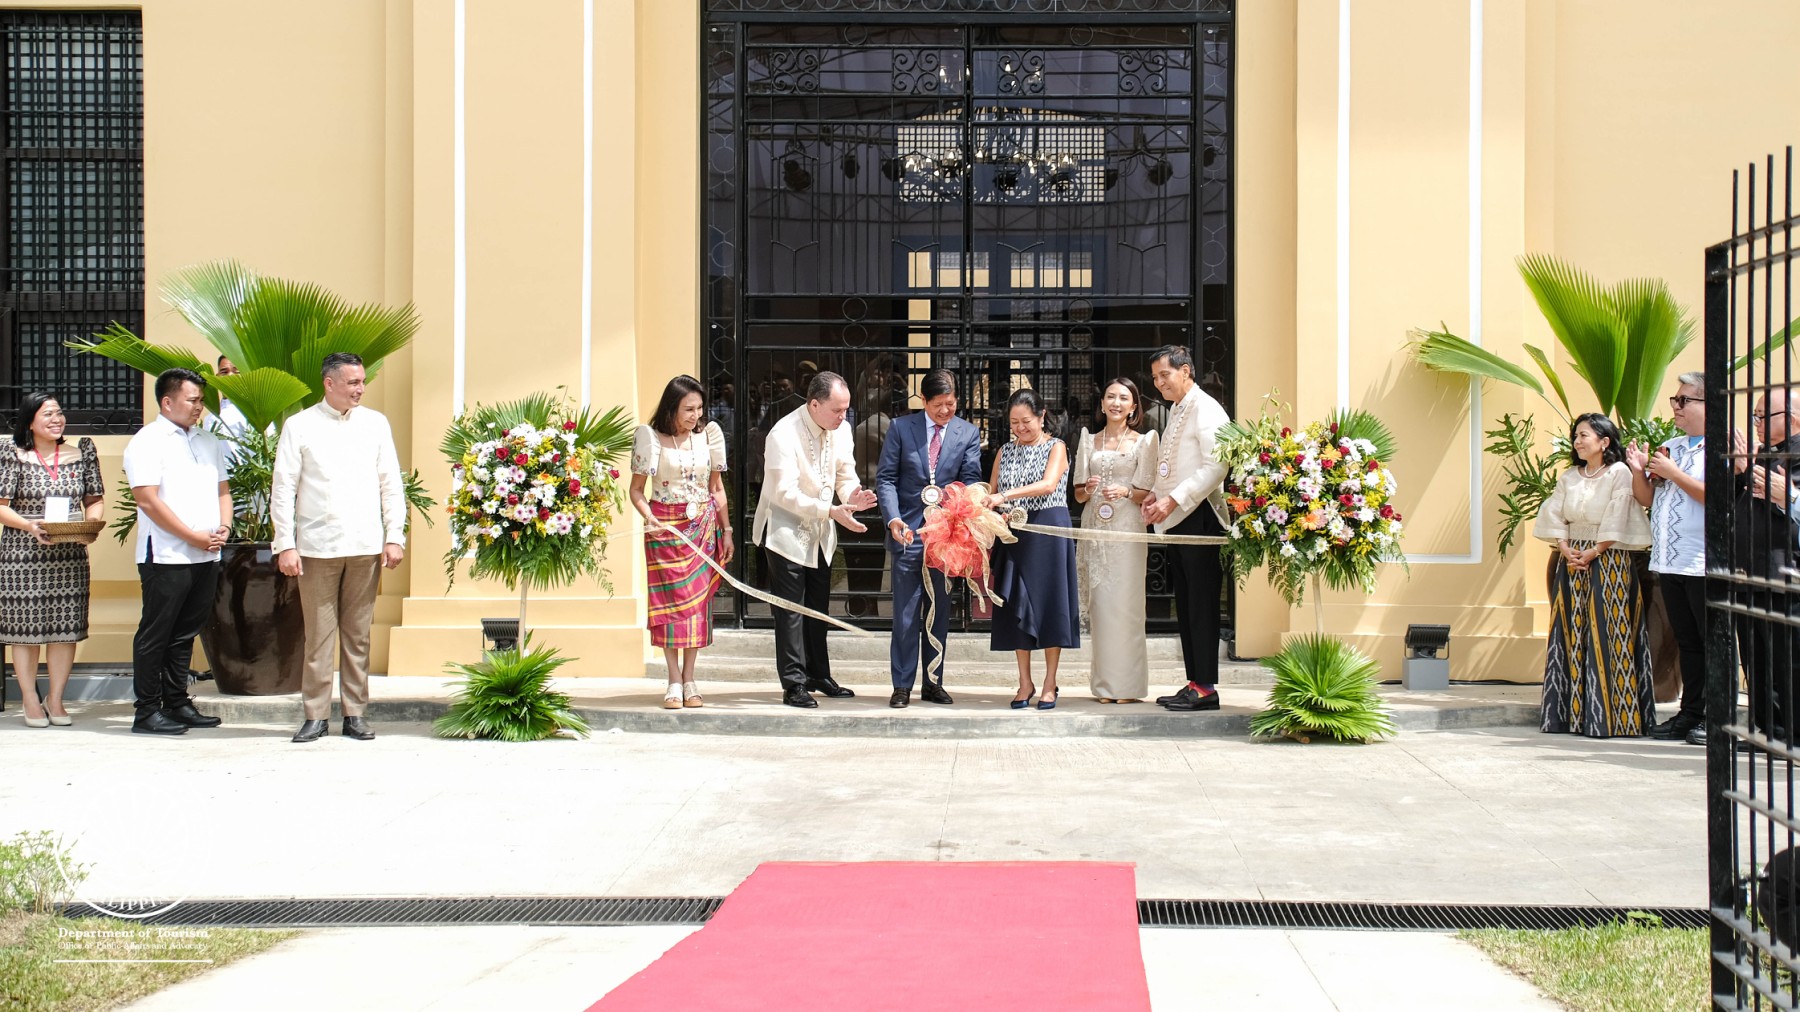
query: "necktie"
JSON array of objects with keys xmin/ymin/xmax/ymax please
[{"xmin": 927, "ymin": 423, "xmax": 942, "ymax": 474}]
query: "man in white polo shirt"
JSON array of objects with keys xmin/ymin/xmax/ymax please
[
  {"xmin": 272, "ymin": 352, "xmax": 406, "ymax": 744},
  {"xmin": 122, "ymin": 367, "xmax": 232, "ymax": 736}
]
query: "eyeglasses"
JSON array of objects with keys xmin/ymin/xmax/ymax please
[
  {"xmin": 1752, "ymin": 409, "xmax": 1791, "ymax": 422},
  {"xmin": 1669, "ymin": 395, "xmax": 1703, "ymax": 410}
]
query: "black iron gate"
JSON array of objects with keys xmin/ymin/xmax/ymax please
[
  {"xmin": 702, "ymin": 1, "xmax": 1233, "ymax": 631},
  {"xmin": 1705, "ymin": 147, "xmax": 1800, "ymax": 1008}
]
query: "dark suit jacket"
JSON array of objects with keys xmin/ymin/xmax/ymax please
[{"xmin": 876, "ymin": 412, "xmax": 983, "ymax": 553}]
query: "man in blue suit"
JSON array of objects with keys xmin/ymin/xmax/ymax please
[{"xmin": 877, "ymin": 369, "xmax": 984, "ymax": 708}]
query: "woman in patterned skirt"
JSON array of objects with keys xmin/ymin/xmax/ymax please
[
  {"xmin": 989, "ymin": 387, "xmax": 1080, "ymax": 710},
  {"xmin": 0, "ymin": 393, "xmax": 105, "ymax": 727},
  {"xmin": 629, "ymin": 375, "xmax": 732, "ymax": 709},
  {"xmin": 1533, "ymin": 412, "xmax": 1655, "ymax": 737}
]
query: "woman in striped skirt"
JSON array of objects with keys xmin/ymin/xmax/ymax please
[{"xmin": 629, "ymin": 376, "xmax": 733, "ymax": 708}]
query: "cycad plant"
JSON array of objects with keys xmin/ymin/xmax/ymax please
[
  {"xmin": 1249, "ymin": 634, "xmax": 1397, "ymax": 744},
  {"xmin": 1411, "ymin": 255, "xmax": 1695, "ymax": 555},
  {"xmin": 70, "ymin": 260, "xmax": 428, "ymax": 540},
  {"xmin": 434, "ymin": 639, "xmax": 590, "ymax": 742}
]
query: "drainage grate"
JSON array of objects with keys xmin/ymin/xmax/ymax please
[
  {"xmin": 56, "ymin": 896, "xmax": 1709, "ymax": 931},
  {"xmin": 1136, "ymin": 899, "xmax": 1711, "ymax": 932},
  {"xmin": 60, "ymin": 897, "xmax": 723, "ymax": 928}
]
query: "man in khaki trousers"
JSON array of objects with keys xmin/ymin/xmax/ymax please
[{"xmin": 272, "ymin": 352, "xmax": 407, "ymax": 743}]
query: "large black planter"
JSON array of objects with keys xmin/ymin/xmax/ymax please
[{"xmin": 201, "ymin": 542, "xmax": 304, "ymax": 695}]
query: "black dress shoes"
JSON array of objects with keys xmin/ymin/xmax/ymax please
[
  {"xmin": 889, "ymin": 689, "xmax": 910, "ymax": 708},
  {"xmin": 131, "ymin": 711, "xmax": 188, "ymax": 735},
  {"xmin": 806, "ymin": 678, "xmax": 855, "ymax": 698},
  {"xmin": 782, "ymin": 687, "xmax": 819, "ymax": 708},
  {"xmin": 1162, "ymin": 686, "xmax": 1221, "ymax": 712},
  {"xmin": 163, "ymin": 704, "xmax": 222, "ymax": 728},
  {"xmin": 341, "ymin": 716, "xmax": 375, "ymax": 740},
  {"xmin": 920, "ymin": 681, "xmax": 953, "ymax": 705},
  {"xmin": 1650, "ymin": 713, "xmax": 1702, "ymax": 741},
  {"xmin": 1154, "ymin": 690, "xmax": 1184, "ymax": 706},
  {"xmin": 291, "ymin": 719, "xmax": 330, "ymax": 743}
]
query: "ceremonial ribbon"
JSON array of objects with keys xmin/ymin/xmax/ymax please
[{"xmin": 613, "ymin": 519, "xmax": 875, "ymax": 636}]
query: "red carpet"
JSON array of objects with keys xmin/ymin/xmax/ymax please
[{"xmin": 589, "ymin": 862, "xmax": 1151, "ymax": 1011}]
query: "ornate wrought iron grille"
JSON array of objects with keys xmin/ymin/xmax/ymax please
[
  {"xmin": 1705, "ymin": 147, "xmax": 1800, "ymax": 1009},
  {"xmin": 0, "ymin": 11, "xmax": 144, "ymax": 435},
  {"xmin": 705, "ymin": 7, "xmax": 1232, "ymax": 632}
]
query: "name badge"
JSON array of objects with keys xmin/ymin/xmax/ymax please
[
  {"xmin": 1096, "ymin": 502, "xmax": 1115, "ymax": 523},
  {"xmin": 42, "ymin": 496, "xmax": 71, "ymax": 523},
  {"xmin": 921, "ymin": 484, "xmax": 942, "ymax": 506},
  {"xmin": 1157, "ymin": 462, "xmax": 1170, "ymax": 479}
]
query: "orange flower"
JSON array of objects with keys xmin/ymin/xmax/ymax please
[
  {"xmin": 1228, "ymin": 496, "xmax": 1253, "ymax": 515},
  {"xmin": 1319, "ymin": 446, "xmax": 1342, "ymax": 465},
  {"xmin": 1299, "ymin": 510, "xmax": 1327, "ymax": 530}
]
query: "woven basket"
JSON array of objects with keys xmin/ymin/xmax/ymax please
[{"xmin": 39, "ymin": 519, "xmax": 104, "ymax": 545}]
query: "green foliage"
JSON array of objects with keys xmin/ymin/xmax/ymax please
[
  {"xmin": 0, "ymin": 832, "xmax": 85, "ymax": 915},
  {"xmin": 403, "ymin": 467, "xmax": 436, "ymax": 535},
  {"xmin": 2, "ymin": 915, "xmax": 293, "ymax": 1010},
  {"xmin": 69, "ymin": 259, "xmax": 420, "ymax": 434},
  {"xmin": 1248, "ymin": 635, "xmax": 1396, "ymax": 743},
  {"xmin": 1485, "ymin": 414, "xmax": 1563, "ymax": 560},
  {"xmin": 435, "ymin": 642, "xmax": 591, "ymax": 742},
  {"xmin": 1409, "ymin": 325, "xmax": 1559, "ymax": 419}
]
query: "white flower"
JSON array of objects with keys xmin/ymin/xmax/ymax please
[
  {"xmin": 1356, "ymin": 507, "xmax": 1375, "ymax": 523},
  {"xmin": 510, "ymin": 503, "xmax": 538, "ymax": 522},
  {"xmin": 1280, "ymin": 542, "xmax": 1299, "ymax": 558},
  {"xmin": 562, "ymin": 432, "xmax": 578, "ymax": 447},
  {"xmin": 1249, "ymin": 518, "xmax": 1266, "ymax": 536},
  {"xmin": 482, "ymin": 499, "xmax": 500, "ymax": 515},
  {"xmin": 1338, "ymin": 477, "xmax": 1361, "ymax": 493},
  {"xmin": 1389, "ymin": 521, "xmax": 1404, "ymax": 535},
  {"xmin": 1229, "ymin": 525, "xmax": 1243, "ymax": 540},
  {"xmin": 579, "ymin": 524, "xmax": 593, "ymax": 538}
]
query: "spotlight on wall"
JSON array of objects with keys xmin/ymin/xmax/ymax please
[
  {"xmin": 480, "ymin": 617, "xmax": 520, "ymax": 655},
  {"xmin": 1147, "ymin": 157, "xmax": 1173, "ymax": 187},
  {"xmin": 841, "ymin": 151, "xmax": 860, "ymax": 179},
  {"xmin": 1202, "ymin": 144, "xmax": 1219, "ymax": 168},
  {"xmin": 1402, "ymin": 623, "xmax": 1451, "ymax": 690},
  {"xmin": 879, "ymin": 156, "xmax": 904, "ymax": 182}
]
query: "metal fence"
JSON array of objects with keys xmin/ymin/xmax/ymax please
[{"xmin": 1705, "ymin": 146, "xmax": 1800, "ymax": 1008}]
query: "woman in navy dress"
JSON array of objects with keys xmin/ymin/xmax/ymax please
[{"xmin": 989, "ymin": 387, "xmax": 1080, "ymax": 710}]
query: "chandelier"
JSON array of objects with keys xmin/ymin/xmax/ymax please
[{"xmin": 888, "ymin": 107, "xmax": 1106, "ymax": 204}]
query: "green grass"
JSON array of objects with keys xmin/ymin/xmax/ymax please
[
  {"xmin": 0, "ymin": 912, "xmax": 296, "ymax": 1011},
  {"xmin": 1462, "ymin": 919, "xmax": 1707, "ymax": 1012}
]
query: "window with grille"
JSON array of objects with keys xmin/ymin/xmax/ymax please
[{"xmin": 0, "ymin": 11, "xmax": 144, "ymax": 434}]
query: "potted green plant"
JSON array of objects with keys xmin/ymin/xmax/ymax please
[
  {"xmin": 74, "ymin": 260, "xmax": 432, "ymax": 695},
  {"xmin": 1216, "ymin": 399, "xmax": 1406, "ymax": 743}
]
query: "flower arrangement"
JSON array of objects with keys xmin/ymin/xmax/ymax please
[
  {"xmin": 441, "ymin": 393, "xmax": 632, "ymax": 594},
  {"xmin": 1217, "ymin": 401, "xmax": 1407, "ymax": 608}
]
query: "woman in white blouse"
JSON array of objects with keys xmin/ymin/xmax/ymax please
[
  {"xmin": 1532, "ymin": 412, "xmax": 1655, "ymax": 737},
  {"xmin": 629, "ymin": 376, "xmax": 733, "ymax": 709}
]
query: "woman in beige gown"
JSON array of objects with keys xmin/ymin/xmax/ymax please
[{"xmin": 1073, "ymin": 378, "xmax": 1160, "ymax": 702}]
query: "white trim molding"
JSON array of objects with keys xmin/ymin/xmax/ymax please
[
  {"xmin": 1409, "ymin": 0, "xmax": 1485, "ymax": 565},
  {"xmin": 1335, "ymin": 0, "xmax": 1351, "ymax": 410},
  {"xmin": 452, "ymin": 0, "xmax": 467, "ymax": 417},
  {"xmin": 579, "ymin": 0, "xmax": 594, "ymax": 409}
]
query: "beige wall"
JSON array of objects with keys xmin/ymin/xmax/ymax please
[{"xmin": 49, "ymin": 0, "xmax": 1800, "ymax": 680}]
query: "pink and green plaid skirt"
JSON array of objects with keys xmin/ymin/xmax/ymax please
[{"xmin": 645, "ymin": 499, "xmax": 721, "ymax": 649}]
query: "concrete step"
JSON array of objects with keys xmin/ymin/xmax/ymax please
[
  {"xmin": 650, "ymin": 629, "xmax": 1264, "ymax": 686},
  {"xmin": 183, "ymin": 682, "xmax": 1541, "ymax": 740},
  {"xmin": 695, "ymin": 629, "xmax": 1207, "ymax": 664},
  {"xmin": 647, "ymin": 658, "xmax": 1274, "ymax": 687}
]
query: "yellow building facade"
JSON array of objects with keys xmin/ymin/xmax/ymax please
[{"xmin": 50, "ymin": 0, "xmax": 1800, "ymax": 680}]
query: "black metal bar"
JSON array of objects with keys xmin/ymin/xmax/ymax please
[{"xmin": 1705, "ymin": 221, "xmax": 1738, "ymax": 1005}]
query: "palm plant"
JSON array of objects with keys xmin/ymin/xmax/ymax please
[
  {"xmin": 1411, "ymin": 255, "xmax": 1696, "ymax": 556},
  {"xmin": 434, "ymin": 639, "xmax": 591, "ymax": 742},
  {"xmin": 70, "ymin": 260, "xmax": 427, "ymax": 540},
  {"xmin": 1249, "ymin": 634, "xmax": 1396, "ymax": 744}
]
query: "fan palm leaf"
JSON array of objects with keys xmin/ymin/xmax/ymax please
[
  {"xmin": 1249, "ymin": 634, "xmax": 1396, "ymax": 743},
  {"xmin": 434, "ymin": 641, "xmax": 590, "ymax": 742},
  {"xmin": 206, "ymin": 368, "xmax": 312, "ymax": 435},
  {"xmin": 157, "ymin": 259, "xmax": 257, "ymax": 365},
  {"xmin": 1610, "ymin": 278, "xmax": 1694, "ymax": 424},
  {"xmin": 1733, "ymin": 317, "xmax": 1800, "ymax": 373},
  {"xmin": 1409, "ymin": 326, "xmax": 1550, "ymax": 400},
  {"xmin": 68, "ymin": 323, "xmax": 214, "ymax": 408},
  {"xmin": 1328, "ymin": 407, "xmax": 1398, "ymax": 462},
  {"xmin": 1517, "ymin": 254, "xmax": 1627, "ymax": 415},
  {"xmin": 1520, "ymin": 344, "xmax": 1572, "ymax": 419}
]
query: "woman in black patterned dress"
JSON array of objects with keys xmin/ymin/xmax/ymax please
[{"xmin": 0, "ymin": 393, "xmax": 105, "ymax": 727}]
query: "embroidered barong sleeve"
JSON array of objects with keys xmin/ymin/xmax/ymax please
[
  {"xmin": 705, "ymin": 421, "xmax": 728, "ymax": 472},
  {"xmin": 1133, "ymin": 431, "xmax": 1161, "ymax": 489},
  {"xmin": 1596, "ymin": 466, "xmax": 1652, "ymax": 549},
  {"xmin": 629, "ymin": 425, "xmax": 656, "ymax": 476},
  {"xmin": 1072, "ymin": 428, "xmax": 1092, "ymax": 488}
]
